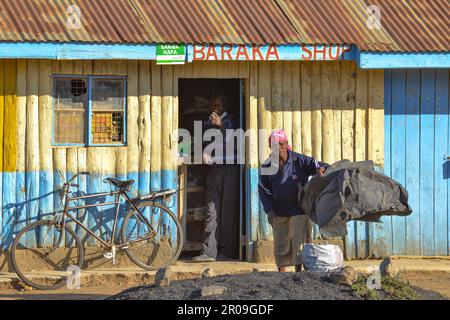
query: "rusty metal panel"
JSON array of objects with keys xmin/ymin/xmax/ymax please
[
  {"xmin": 277, "ymin": 0, "xmax": 450, "ymax": 52},
  {"xmin": 130, "ymin": 0, "xmax": 300, "ymax": 44},
  {"xmin": 0, "ymin": 0, "xmax": 151, "ymax": 43}
]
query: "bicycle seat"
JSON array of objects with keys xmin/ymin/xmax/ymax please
[{"xmin": 104, "ymin": 177, "xmax": 135, "ymax": 190}]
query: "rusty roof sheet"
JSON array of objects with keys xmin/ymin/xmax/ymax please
[
  {"xmin": 277, "ymin": 0, "xmax": 450, "ymax": 52},
  {"xmin": 0, "ymin": 0, "xmax": 300, "ymax": 44},
  {"xmin": 0, "ymin": 0, "xmax": 448, "ymax": 51},
  {"xmin": 129, "ymin": 0, "xmax": 300, "ymax": 44},
  {"xmin": 0, "ymin": 0, "xmax": 150, "ymax": 43}
]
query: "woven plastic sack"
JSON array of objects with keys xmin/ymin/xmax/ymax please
[{"xmin": 302, "ymin": 243, "xmax": 344, "ymax": 272}]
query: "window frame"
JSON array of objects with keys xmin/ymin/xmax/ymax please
[{"xmin": 51, "ymin": 74, "xmax": 127, "ymax": 147}]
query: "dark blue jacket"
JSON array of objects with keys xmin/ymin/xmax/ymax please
[{"xmin": 258, "ymin": 150, "xmax": 328, "ymax": 217}]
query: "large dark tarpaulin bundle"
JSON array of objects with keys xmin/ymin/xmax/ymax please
[{"xmin": 300, "ymin": 160, "xmax": 412, "ymax": 238}]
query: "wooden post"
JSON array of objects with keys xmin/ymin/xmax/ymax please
[
  {"xmin": 331, "ymin": 62, "xmax": 342, "ymax": 161},
  {"xmin": 138, "ymin": 60, "xmax": 151, "ymax": 199},
  {"xmin": 300, "ymin": 62, "xmax": 312, "ymax": 156},
  {"xmin": 2, "ymin": 60, "xmax": 17, "ymax": 249},
  {"xmin": 127, "ymin": 61, "xmax": 139, "ymax": 197},
  {"xmin": 271, "ymin": 62, "xmax": 283, "ymax": 130},
  {"xmin": 355, "ymin": 67, "xmax": 369, "ymax": 258},
  {"xmin": 38, "ymin": 60, "xmax": 53, "ymax": 244},
  {"xmin": 247, "ymin": 62, "xmax": 260, "ymax": 257},
  {"xmin": 282, "ymin": 61, "xmax": 293, "ymax": 146},
  {"xmin": 257, "ymin": 62, "xmax": 272, "ymax": 240},
  {"xmin": 321, "ymin": 62, "xmax": 335, "ymax": 164},
  {"xmin": 291, "ymin": 61, "xmax": 302, "ymax": 152},
  {"xmin": 25, "ymin": 60, "xmax": 40, "ymax": 247},
  {"xmin": 150, "ymin": 62, "xmax": 162, "ymax": 192},
  {"xmin": 310, "ymin": 62, "xmax": 322, "ymax": 160}
]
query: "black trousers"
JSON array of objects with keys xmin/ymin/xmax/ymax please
[{"xmin": 202, "ymin": 165, "xmax": 239, "ymax": 259}]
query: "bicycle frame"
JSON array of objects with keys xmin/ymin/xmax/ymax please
[{"xmin": 58, "ymin": 184, "xmax": 157, "ymax": 250}]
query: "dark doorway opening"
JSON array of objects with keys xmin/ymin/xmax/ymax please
[{"xmin": 178, "ymin": 78, "xmax": 245, "ymax": 260}]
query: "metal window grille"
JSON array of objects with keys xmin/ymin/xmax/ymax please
[{"xmin": 53, "ymin": 77, "xmax": 126, "ymax": 145}]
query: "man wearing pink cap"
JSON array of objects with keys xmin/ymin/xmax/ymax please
[{"xmin": 259, "ymin": 129, "xmax": 328, "ymax": 272}]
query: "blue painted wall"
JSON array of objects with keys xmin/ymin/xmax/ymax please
[{"xmin": 382, "ymin": 69, "xmax": 450, "ymax": 256}]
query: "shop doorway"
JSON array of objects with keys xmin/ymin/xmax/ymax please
[{"xmin": 178, "ymin": 79, "xmax": 245, "ymax": 260}]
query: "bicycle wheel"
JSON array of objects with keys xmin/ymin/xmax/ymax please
[
  {"xmin": 11, "ymin": 220, "xmax": 84, "ymax": 290},
  {"xmin": 121, "ymin": 201, "xmax": 183, "ymax": 270}
]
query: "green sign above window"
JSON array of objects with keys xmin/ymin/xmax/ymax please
[{"xmin": 156, "ymin": 44, "xmax": 186, "ymax": 65}]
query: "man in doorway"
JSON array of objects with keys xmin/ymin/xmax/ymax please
[
  {"xmin": 192, "ymin": 95, "xmax": 240, "ymax": 262},
  {"xmin": 258, "ymin": 129, "xmax": 328, "ymax": 272}
]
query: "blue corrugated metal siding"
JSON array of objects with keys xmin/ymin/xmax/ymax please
[{"xmin": 383, "ymin": 68, "xmax": 450, "ymax": 256}]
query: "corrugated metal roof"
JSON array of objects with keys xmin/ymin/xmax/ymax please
[
  {"xmin": 277, "ymin": 0, "xmax": 450, "ymax": 52},
  {"xmin": 0, "ymin": 0, "xmax": 150, "ymax": 43},
  {"xmin": 0, "ymin": 0, "xmax": 448, "ymax": 51},
  {"xmin": 129, "ymin": 0, "xmax": 300, "ymax": 44},
  {"xmin": 0, "ymin": 0, "xmax": 300, "ymax": 44}
]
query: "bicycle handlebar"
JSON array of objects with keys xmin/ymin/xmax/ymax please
[{"xmin": 66, "ymin": 172, "xmax": 91, "ymax": 184}]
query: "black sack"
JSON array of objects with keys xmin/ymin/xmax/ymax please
[{"xmin": 300, "ymin": 160, "xmax": 412, "ymax": 238}]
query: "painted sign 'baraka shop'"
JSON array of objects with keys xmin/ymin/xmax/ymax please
[{"xmin": 189, "ymin": 44, "xmax": 355, "ymax": 61}]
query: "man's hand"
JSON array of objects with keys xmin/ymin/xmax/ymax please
[
  {"xmin": 316, "ymin": 167, "xmax": 326, "ymax": 176},
  {"xmin": 210, "ymin": 112, "xmax": 222, "ymax": 127},
  {"xmin": 267, "ymin": 210, "xmax": 277, "ymax": 225}
]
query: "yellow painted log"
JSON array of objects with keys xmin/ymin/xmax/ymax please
[
  {"xmin": 93, "ymin": 60, "xmax": 108, "ymax": 75},
  {"xmin": 38, "ymin": 60, "xmax": 53, "ymax": 172},
  {"xmin": 227, "ymin": 61, "xmax": 239, "ymax": 78},
  {"xmin": 138, "ymin": 60, "xmax": 151, "ymax": 189},
  {"xmin": 300, "ymin": 62, "xmax": 312, "ymax": 156},
  {"xmin": 331, "ymin": 62, "xmax": 342, "ymax": 161},
  {"xmin": 238, "ymin": 61, "xmax": 250, "ymax": 79},
  {"xmin": 192, "ymin": 61, "xmax": 208, "ymax": 78},
  {"xmin": 248, "ymin": 62, "xmax": 259, "ymax": 167},
  {"xmin": 26, "ymin": 60, "xmax": 39, "ymax": 173},
  {"xmin": 258, "ymin": 62, "xmax": 272, "ymax": 160},
  {"xmin": 3, "ymin": 60, "xmax": 17, "ymax": 172},
  {"xmin": 215, "ymin": 61, "xmax": 228, "ymax": 78},
  {"xmin": 0, "ymin": 60, "xmax": 4, "ymax": 171},
  {"xmin": 355, "ymin": 68, "xmax": 368, "ymax": 162},
  {"xmin": 368, "ymin": 69, "xmax": 384, "ymax": 167},
  {"xmin": 127, "ymin": 61, "xmax": 139, "ymax": 194},
  {"xmin": 271, "ymin": 62, "xmax": 283, "ymax": 130},
  {"xmin": 341, "ymin": 61, "xmax": 356, "ymax": 161},
  {"xmin": 182, "ymin": 62, "xmax": 193, "ymax": 79},
  {"xmin": 320, "ymin": 62, "xmax": 335, "ymax": 164},
  {"xmin": 161, "ymin": 65, "xmax": 174, "ymax": 171},
  {"xmin": 310, "ymin": 62, "xmax": 322, "ymax": 160},
  {"xmin": 173, "ymin": 65, "xmax": 182, "ymax": 162},
  {"xmin": 150, "ymin": 62, "xmax": 162, "ymax": 188},
  {"xmin": 282, "ymin": 61, "xmax": 293, "ymax": 146},
  {"xmin": 59, "ymin": 60, "xmax": 73, "ymax": 74},
  {"xmin": 291, "ymin": 61, "xmax": 301, "ymax": 153},
  {"xmin": 52, "ymin": 60, "xmax": 60, "ymax": 74}
]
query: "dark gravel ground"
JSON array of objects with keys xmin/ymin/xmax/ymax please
[
  {"xmin": 108, "ymin": 272, "xmax": 361, "ymax": 300},
  {"xmin": 108, "ymin": 271, "xmax": 447, "ymax": 300}
]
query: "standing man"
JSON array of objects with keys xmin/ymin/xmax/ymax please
[
  {"xmin": 258, "ymin": 129, "xmax": 328, "ymax": 272},
  {"xmin": 192, "ymin": 95, "xmax": 239, "ymax": 262}
]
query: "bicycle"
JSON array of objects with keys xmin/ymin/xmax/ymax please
[{"xmin": 10, "ymin": 172, "xmax": 183, "ymax": 290}]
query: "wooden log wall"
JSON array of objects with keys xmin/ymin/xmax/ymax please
[{"xmin": 0, "ymin": 59, "xmax": 384, "ymax": 259}]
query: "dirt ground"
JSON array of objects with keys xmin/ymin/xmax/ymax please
[{"xmin": 0, "ymin": 257, "xmax": 449, "ymax": 300}]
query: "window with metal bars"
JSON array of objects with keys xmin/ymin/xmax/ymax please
[{"xmin": 52, "ymin": 76, "xmax": 126, "ymax": 146}]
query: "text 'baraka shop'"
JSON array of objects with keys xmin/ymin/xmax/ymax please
[{"xmin": 188, "ymin": 44, "xmax": 355, "ymax": 62}]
